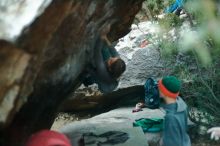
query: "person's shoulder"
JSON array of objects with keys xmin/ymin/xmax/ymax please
[
  {"xmin": 177, "ymin": 96, "xmax": 184, "ymax": 100},
  {"xmin": 176, "ymin": 96, "xmax": 188, "ymax": 106},
  {"xmin": 176, "ymin": 96, "xmax": 188, "ymax": 112}
]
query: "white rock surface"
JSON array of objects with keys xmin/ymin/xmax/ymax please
[
  {"xmin": 0, "ymin": 0, "xmax": 52, "ymax": 41},
  {"xmin": 58, "ymin": 107, "xmax": 165, "ymax": 146},
  {"xmin": 115, "ymin": 20, "xmax": 192, "ymax": 89},
  {"xmin": 115, "ymin": 22, "xmax": 164, "ymax": 88}
]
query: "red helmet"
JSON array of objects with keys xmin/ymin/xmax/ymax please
[{"xmin": 25, "ymin": 130, "xmax": 71, "ymax": 146}]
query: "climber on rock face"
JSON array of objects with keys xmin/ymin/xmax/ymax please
[
  {"xmin": 101, "ymin": 45, "xmax": 126, "ymax": 80},
  {"xmin": 82, "ymin": 38, "xmax": 126, "ymax": 93}
]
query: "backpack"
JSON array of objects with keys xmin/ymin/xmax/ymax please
[
  {"xmin": 144, "ymin": 78, "xmax": 160, "ymax": 109},
  {"xmin": 133, "ymin": 118, "xmax": 164, "ymax": 133}
]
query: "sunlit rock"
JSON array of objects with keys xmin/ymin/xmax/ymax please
[{"xmin": 0, "ymin": 0, "xmax": 52, "ymax": 41}]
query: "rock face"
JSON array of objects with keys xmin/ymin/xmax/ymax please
[
  {"xmin": 116, "ymin": 21, "xmax": 164, "ymax": 88},
  {"xmin": 118, "ymin": 45, "xmax": 163, "ymax": 88},
  {"xmin": 0, "ymin": 0, "xmax": 144, "ymax": 146},
  {"xmin": 58, "ymin": 22, "xmax": 166, "ymax": 117},
  {"xmin": 0, "ymin": 40, "xmax": 31, "ymax": 126},
  {"xmin": 59, "ymin": 85, "xmax": 144, "ymax": 113}
]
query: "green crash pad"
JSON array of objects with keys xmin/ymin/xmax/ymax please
[{"xmin": 133, "ymin": 118, "xmax": 164, "ymax": 133}]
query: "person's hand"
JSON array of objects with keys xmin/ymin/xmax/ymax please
[{"xmin": 207, "ymin": 127, "xmax": 220, "ymax": 140}]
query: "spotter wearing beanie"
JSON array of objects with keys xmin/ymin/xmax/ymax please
[
  {"xmin": 158, "ymin": 76, "xmax": 181, "ymax": 99},
  {"xmin": 25, "ymin": 130, "xmax": 71, "ymax": 146}
]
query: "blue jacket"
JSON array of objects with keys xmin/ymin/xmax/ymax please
[
  {"xmin": 162, "ymin": 97, "xmax": 191, "ymax": 146},
  {"xmin": 165, "ymin": 0, "xmax": 185, "ymax": 13}
]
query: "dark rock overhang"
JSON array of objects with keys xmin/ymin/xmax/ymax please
[{"xmin": 0, "ymin": 0, "xmax": 145, "ymax": 145}]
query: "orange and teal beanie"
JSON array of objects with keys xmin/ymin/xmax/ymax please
[{"xmin": 158, "ymin": 76, "xmax": 181, "ymax": 99}]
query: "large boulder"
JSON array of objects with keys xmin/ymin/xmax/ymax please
[
  {"xmin": 58, "ymin": 107, "xmax": 165, "ymax": 146},
  {"xmin": 0, "ymin": 0, "xmax": 144, "ymax": 145},
  {"xmin": 116, "ymin": 21, "xmax": 164, "ymax": 88}
]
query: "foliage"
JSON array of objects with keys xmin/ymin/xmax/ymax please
[
  {"xmin": 134, "ymin": 0, "xmax": 174, "ymax": 23},
  {"xmin": 174, "ymin": 53, "xmax": 220, "ymax": 126},
  {"xmin": 157, "ymin": 0, "xmax": 220, "ymax": 126},
  {"xmin": 176, "ymin": 0, "xmax": 220, "ymax": 127},
  {"xmin": 158, "ymin": 13, "xmax": 182, "ymax": 29},
  {"xmin": 147, "ymin": 0, "xmax": 175, "ymax": 18},
  {"xmin": 135, "ymin": 0, "xmax": 220, "ymax": 129},
  {"xmin": 144, "ymin": 0, "xmax": 220, "ymax": 127}
]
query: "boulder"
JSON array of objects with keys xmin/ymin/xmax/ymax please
[
  {"xmin": 59, "ymin": 107, "xmax": 165, "ymax": 146},
  {"xmin": 0, "ymin": 0, "xmax": 144, "ymax": 145}
]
